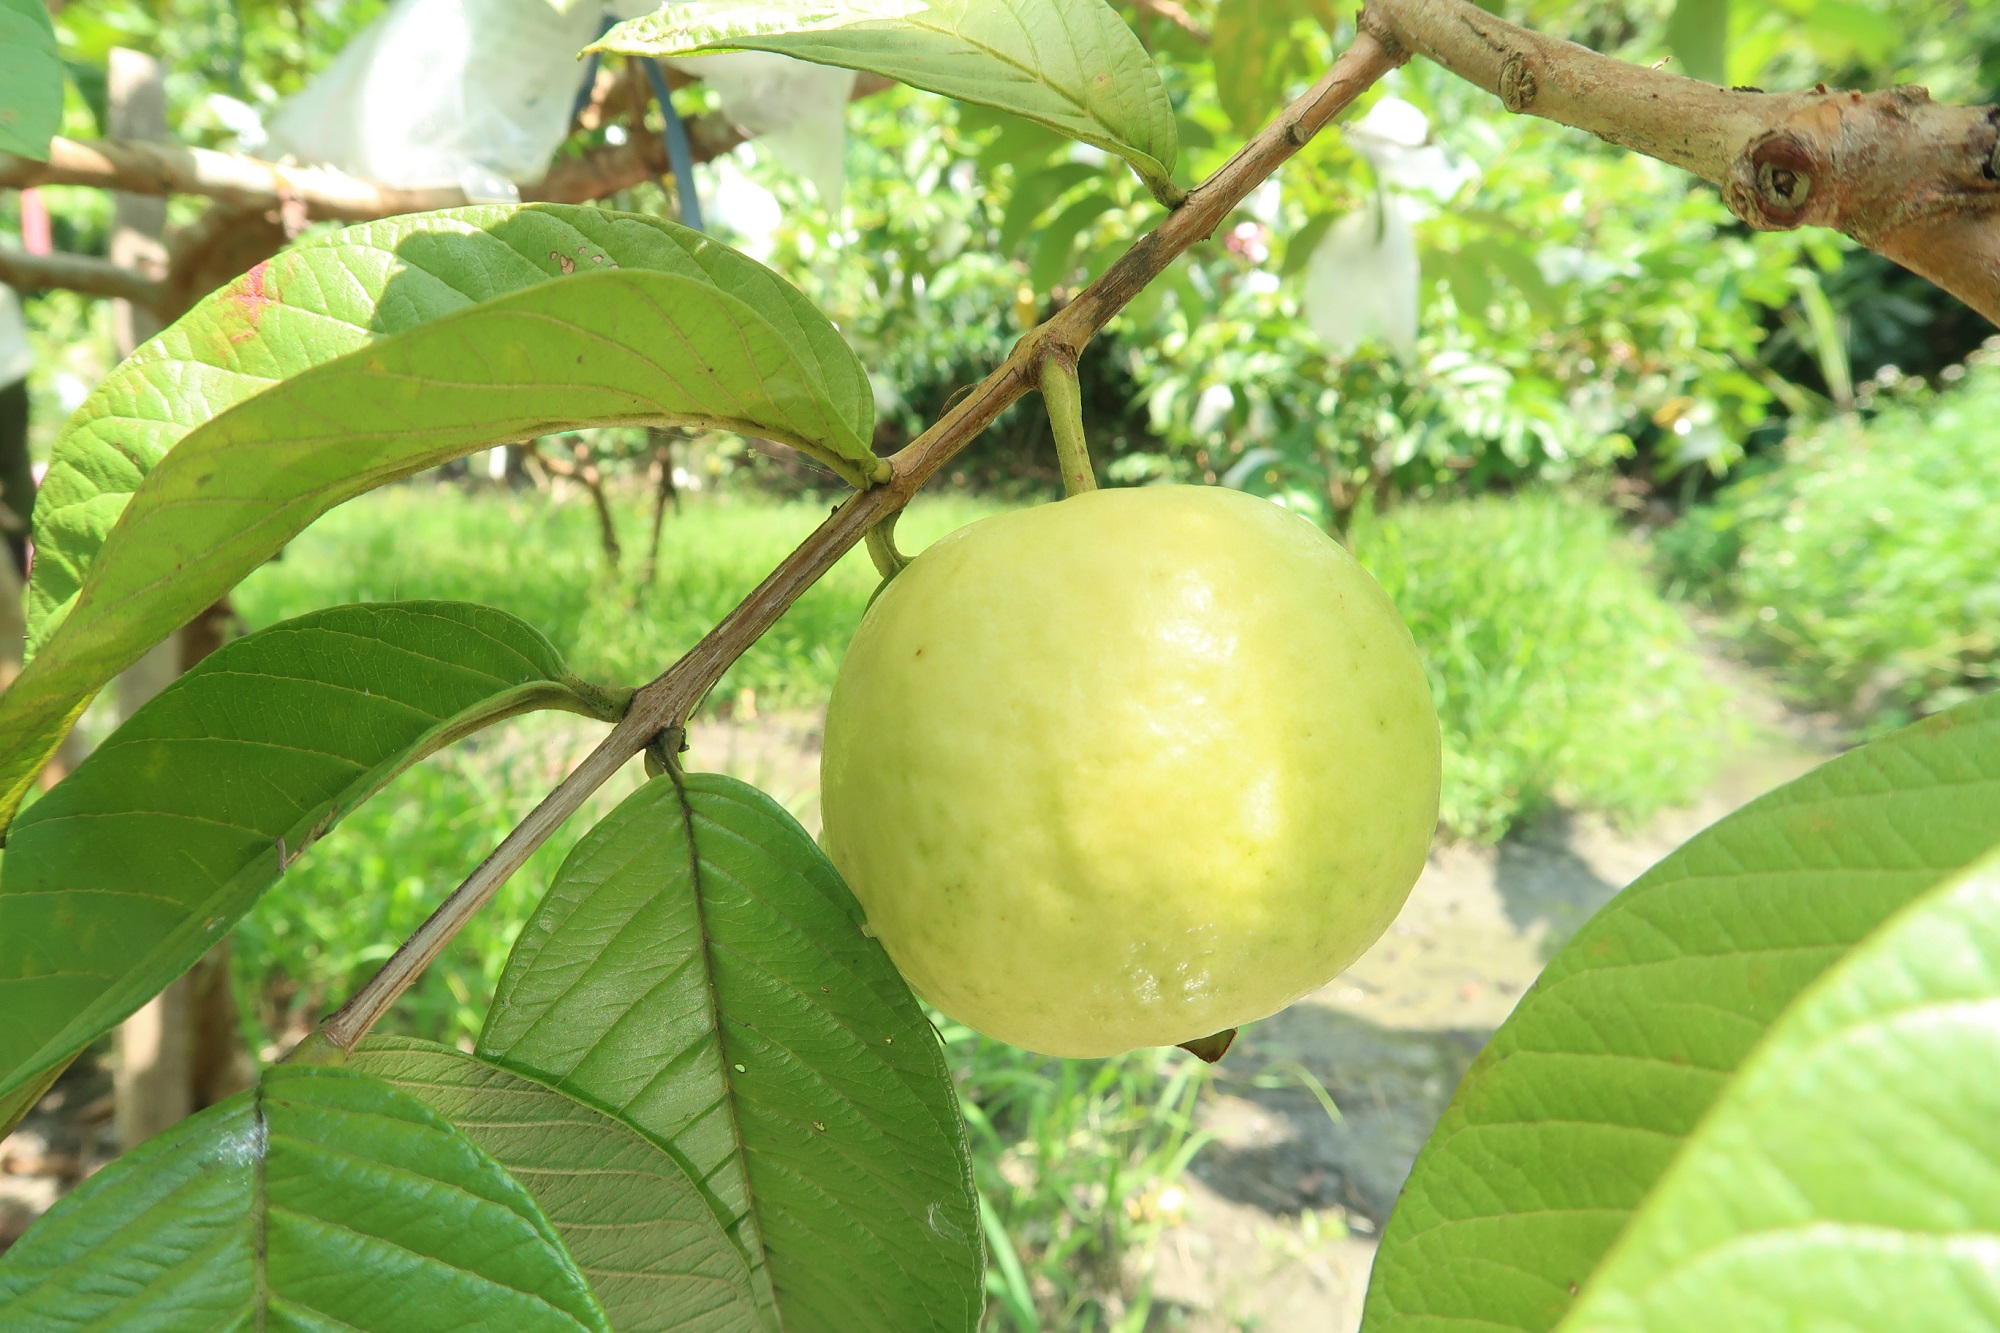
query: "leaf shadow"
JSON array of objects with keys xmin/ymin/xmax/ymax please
[{"xmin": 1192, "ymin": 1004, "xmax": 1490, "ymax": 1228}]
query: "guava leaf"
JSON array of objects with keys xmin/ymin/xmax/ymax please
[
  {"xmin": 0, "ymin": 0, "xmax": 62, "ymax": 160},
  {"xmin": 0, "ymin": 203, "xmax": 877, "ymax": 829},
  {"xmin": 1562, "ymin": 847, "xmax": 2000, "ymax": 1330},
  {"xmin": 1028, "ymin": 190, "xmax": 1122, "ymax": 292},
  {"xmin": 597, "ymin": 0, "xmax": 1181, "ymax": 204},
  {"xmin": 353, "ymin": 1037, "xmax": 765, "ymax": 1332},
  {"xmin": 997, "ymin": 161, "xmax": 1100, "ymax": 256},
  {"xmin": 0, "ymin": 601, "xmax": 627, "ymax": 1120},
  {"xmin": 1211, "ymin": 0, "xmax": 1313, "ymax": 136},
  {"xmin": 479, "ymin": 772, "xmax": 982, "ymax": 1332},
  {"xmin": 1667, "ymin": 0, "xmax": 1729, "ymax": 84},
  {"xmin": 1361, "ymin": 694, "xmax": 2000, "ymax": 1333},
  {"xmin": 0, "ymin": 1063, "xmax": 611, "ymax": 1332}
]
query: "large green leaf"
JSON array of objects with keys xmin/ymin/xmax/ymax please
[
  {"xmin": 1562, "ymin": 847, "xmax": 2000, "ymax": 1330},
  {"xmin": 1212, "ymin": 0, "xmax": 1313, "ymax": 136},
  {"xmin": 0, "ymin": 0, "xmax": 61, "ymax": 160},
  {"xmin": 1666, "ymin": 0, "xmax": 1729, "ymax": 84},
  {"xmin": 0, "ymin": 203, "xmax": 878, "ymax": 827},
  {"xmin": 0, "ymin": 1063, "xmax": 611, "ymax": 1331},
  {"xmin": 0, "ymin": 600, "xmax": 625, "ymax": 1118},
  {"xmin": 1362, "ymin": 694, "xmax": 2000, "ymax": 1333},
  {"xmin": 598, "ymin": 0, "xmax": 1182, "ymax": 204},
  {"xmin": 480, "ymin": 772, "xmax": 983, "ymax": 1332},
  {"xmin": 353, "ymin": 1037, "xmax": 765, "ymax": 1332}
]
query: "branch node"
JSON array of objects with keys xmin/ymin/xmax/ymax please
[
  {"xmin": 1356, "ymin": 5, "xmax": 1409, "ymax": 66},
  {"xmin": 1499, "ymin": 53, "xmax": 1538, "ymax": 113},
  {"xmin": 1729, "ymin": 131, "xmax": 1819, "ymax": 229}
]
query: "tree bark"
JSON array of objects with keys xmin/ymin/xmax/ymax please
[{"xmin": 1362, "ymin": 0, "xmax": 2000, "ymax": 324}]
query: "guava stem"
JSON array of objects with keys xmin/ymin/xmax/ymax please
[
  {"xmin": 1040, "ymin": 354, "xmax": 1097, "ymax": 498},
  {"xmin": 866, "ymin": 511, "xmax": 910, "ymax": 579}
]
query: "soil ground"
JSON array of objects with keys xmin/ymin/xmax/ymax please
[{"xmin": 0, "ymin": 659, "xmax": 1839, "ymax": 1333}]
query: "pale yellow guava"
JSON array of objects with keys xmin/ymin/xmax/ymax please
[{"xmin": 819, "ymin": 485, "xmax": 1440, "ymax": 1057}]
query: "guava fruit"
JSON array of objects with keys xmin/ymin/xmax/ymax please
[{"xmin": 819, "ymin": 485, "xmax": 1440, "ymax": 1057}]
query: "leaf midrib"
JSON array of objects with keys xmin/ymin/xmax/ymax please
[{"xmin": 669, "ymin": 766, "xmax": 780, "ymax": 1333}]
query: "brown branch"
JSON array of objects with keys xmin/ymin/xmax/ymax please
[
  {"xmin": 316, "ymin": 27, "xmax": 1406, "ymax": 1051},
  {"xmin": 1, "ymin": 70, "xmax": 890, "ymax": 229},
  {"xmin": 0, "ymin": 122, "xmax": 752, "ymax": 222},
  {"xmin": 1, "ymin": 136, "xmax": 464, "ymax": 220},
  {"xmin": 1362, "ymin": 0, "xmax": 2000, "ymax": 323},
  {"xmin": 0, "ymin": 247, "xmax": 165, "ymax": 311}
]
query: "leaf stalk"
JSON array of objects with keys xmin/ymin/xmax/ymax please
[{"xmin": 1039, "ymin": 353, "xmax": 1097, "ymax": 498}]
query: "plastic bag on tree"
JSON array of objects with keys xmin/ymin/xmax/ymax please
[
  {"xmin": 264, "ymin": 0, "xmax": 607, "ymax": 197},
  {"xmin": 1302, "ymin": 97, "xmax": 1472, "ymax": 360},
  {"xmin": 671, "ymin": 52, "xmax": 855, "ymax": 208},
  {"xmin": 265, "ymin": 0, "xmax": 855, "ymax": 208},
  {"xmin": 0, "ymin": 287, "xmax": 30, "ymax": 388},
  {"xmin": 1304, "ymin": 192, "xmax": 1418, "ymax": 359}
]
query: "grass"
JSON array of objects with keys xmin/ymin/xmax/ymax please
[
  {"xmin": 1353, "ymin": 491, "xmax": 1730, "ymax": 839},
  {"xmin": 1660, "ymin": 360, "xmax": 2000, "ymax": 732},
  {"xmin": 229, "ymin": 478, "xmax": 1727, "ymax": 1329},
  {"xmin": 233, "ymin": 484, "xmax": 1011, "ymax": 710}
]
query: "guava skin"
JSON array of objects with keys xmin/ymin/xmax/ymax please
[{"xmin": 820, "ymin": 485, "xmax": 1441, "ymax": 1058}]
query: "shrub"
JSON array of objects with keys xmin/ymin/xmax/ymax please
[{"xmin": 1664, "ymin": 359, "xmax": 2000, "ymax": 730}]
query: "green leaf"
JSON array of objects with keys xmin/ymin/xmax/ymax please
[
  {"xmin": 598, "ymin": 0, "xmax": 1182, "ymax": 205},
  {"xmin": 1028, "ymin": 191, "xmax": 1122, "ymax": 291},
  {"xmin": 1465, "ymin": 236, "xmax": 1563, "ymax": 319},
  {"xmin": 0, "ymin": 600, "xmax": 625, "ymax": 1111},
  {"xmin": 1434, "ymin": 247, "xmax": 1496, "ymax": 321},
  {"xmin": 480, "ymin": 771, "xmax": 983, "ymax": 1332},
  {"xmin": 0, "ymin": 1063, "xmax": 611, "ymax": 1332},
  {"xmin": 352, "ymin": 1037, "xmax": 765, "ymax": 1332},
  {"xmin": 1362, "ymin": 695, "xmax": 2000, "ymax": 1333},
  {"xmin": 0, "ymin": 0, "xmax": 61, "ymax": 160},
  {"xmin": 0, "ymin": 1058, "xmax": 67, "ymax": 1143},
  {"xmin": 1667, "ymin": 0, "xmax": 1729, "ymax": 84},
  {"xmin": 0, "ymin": 204, "xmax": 877, "ymax": 828},
  {"xmin": 1562, "ymin": 847, "xmax": 2000, "ymax": 1330},
  {"xmin": 1280, "ymin": 210, "xmax": 1339, "ymax": 279},
  {"xmin": 1212, "ymin": 0, "xmax": 1311, "ymax": 136},
  {"xmin": 997, "ymin": 160, "xmax": 1101, "ymax": 257}
]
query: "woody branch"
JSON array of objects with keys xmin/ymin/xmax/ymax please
[{"xmin": 1362, "ymin": 0, "xmax": 2000, "ymax": 324}]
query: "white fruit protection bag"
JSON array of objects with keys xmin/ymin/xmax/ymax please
[{"xmin": 265, "ymin": 0, "xmax": 853, "ymax": 207}]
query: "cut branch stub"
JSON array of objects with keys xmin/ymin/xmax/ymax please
[{"xmin": 1362, "ymin": 0, "xmax": 2000, "ymax": 324}]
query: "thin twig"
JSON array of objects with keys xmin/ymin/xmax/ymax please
[
  {"xmin": 317, "ymin": 28, "xmax": 1404, "ymax": 1051},
  {"xmin": 0, "ymin": 77, "xmax": 887, "ymax": 226},
  {"xmin": 0, "ymin": 247, "xmax": 166, "ymax": 311}
]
